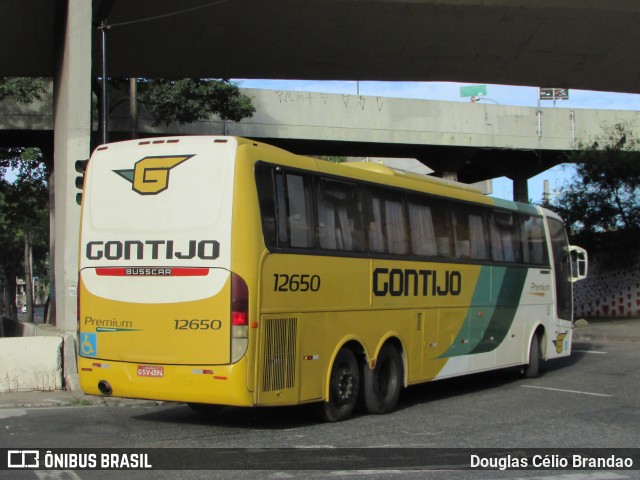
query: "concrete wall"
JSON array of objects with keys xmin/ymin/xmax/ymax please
[
  {"xmin": 0, "ymin": 318, "xmax": 78, "ymax": 392},
  {"xmin": 0, "ymin": 336, "xmax": 63, "ymax": 392},
  {"xmin": 574, "ymin": 251, "xmax": 640, "ymax": 319}
]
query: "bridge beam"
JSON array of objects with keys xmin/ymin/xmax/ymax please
[{"xmin": 512, "ymin": 177, "xmax": 530, "ymax": 204}]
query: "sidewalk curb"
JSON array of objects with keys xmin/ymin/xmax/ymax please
[
  {"xmin": 572, "ymin": 318, "xmax": 640, "ymax": 344},
  {"xmin": 0, "ymin": 391, "xmax": 167, "ymax": 409},
  {"xmin": 573, "ymin": 332, "xmax": 640, "ymax": 343}
]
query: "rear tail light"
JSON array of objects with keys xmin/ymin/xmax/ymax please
[
  {"xmin": 231, "ymin": 273, "xmax": 248, "ymax": 325},
  {"xmin": 231, "ymin": 273, "xmax": 249, "ymax": 362},
  {"xmin": 232, "ymin": 311, "xmax": 247, "ymax": 326}
]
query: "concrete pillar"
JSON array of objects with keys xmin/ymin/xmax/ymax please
[
  {"xmin": 513, "ymin": 177, "xmax": 529, "ymax": 204},
  {"xmin": 52, "ymin": 0, "xmax": 92, "ymax": 332}
]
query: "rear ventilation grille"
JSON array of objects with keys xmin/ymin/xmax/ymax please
[
  {"xmin": 262, "ymin": 317, "xmax": 297, "ymax": 392},
  {"xmin": 416, "ymin": 312, "xmax": 423, "ymax": 331}
]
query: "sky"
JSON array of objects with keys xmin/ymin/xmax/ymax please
[{"xmin": 236, "ymin": 79, "xmax": 640, "ymax": 203}]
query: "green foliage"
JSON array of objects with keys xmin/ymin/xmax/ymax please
[
  {"xmin": 136, "ymin": 78, "xmax": 255, "ymax": 126},
  {"xmin": 0, "ymin": 77, "xmax": 47, "ymax": 103},
  {"xmin": 319, "ymin": 156, "xmax": 346, "ymax": 163},
  {"xmin": 0, "ymin": 148, "xmax": 49, "ymax": 318},
  {"xmin": 1, "ymin": 147, "xmax": 47, "ymax": 183},
  {"xmin": 546, "ymin": 122, "xmax": 640, "ymax": 255},
  {"xmin": 0, "ymin": 78, "xmax": 49, "ymax": 317}
]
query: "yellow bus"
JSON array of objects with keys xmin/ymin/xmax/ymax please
[{"xmin": 77, "ymin": 136, "xmax": 587, "ymax": 421}]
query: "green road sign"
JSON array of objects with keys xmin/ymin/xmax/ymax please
[
  {"xmin": 539, "ymin": 87, "xmax": 569, "ymax": 100},
  {"xmin": 460, "ymin": 85, "xmax": 487, "ymax": 98}
]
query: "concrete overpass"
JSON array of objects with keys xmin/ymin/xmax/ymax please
[
  {"xmin": 3, "ymin": 0, "xmax": 640, "ymax": 335},
  {"xmin": 3, "ymin": 1, "xmax": 640, "ymax": 94},
  {"xmin": 138, "ymin": 88, "xmax": 636, "ymax": 187},
  {"xmin": 5, "ymin": 85, "xmax": 640, "ymax": 189}
]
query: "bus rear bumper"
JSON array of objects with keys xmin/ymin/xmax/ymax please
[{"xmin": 77, "ymin": 356, "xmax": 253, "ymax": 407}]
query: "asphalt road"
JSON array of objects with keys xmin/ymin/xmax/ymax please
[{"xmin": 1, "ymin": 338, "xmax": 638, "ymax": 480}]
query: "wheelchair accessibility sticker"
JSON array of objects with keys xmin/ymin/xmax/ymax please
[{"xmin": 81, "ymin": 333, "xmax": 97, "ymax": 357}]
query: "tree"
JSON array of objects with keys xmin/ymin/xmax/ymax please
[
  {"xmin": 137, "ymin": 78, "xmax": 255, "ymax": 126},
  {"xmin": 93, "ymin": 78, "xmax": 255, "ymax": 142},
  {"xmin": 0, "ymin": 77, "xmax": 47, "ymax": 103},
  {"xmin": 545, "ymin": 122, "xmax": 640, "ymax": 254},
  {"xmin": 0, "ymin": 148, "xmax": 49, "ymax": 321},
  {"xmin": 0, "ymin": 78, "xmax": 49, "ymax": 321},
  {"xmin": 319, "ymin": 156, "xmax": 346, "ymax": 163}
]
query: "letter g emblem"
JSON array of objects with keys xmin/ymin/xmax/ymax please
[{"xmin": 114, "ymin": 155, "xmax": 193, "ymax": 195}]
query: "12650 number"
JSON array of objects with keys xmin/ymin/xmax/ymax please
[
  {"xmin": 174, "ymin": 319, "xmax": 222, "ymax": 330},
  {"xmin": 273, "ymin": 274, "xmax": 321, "ymax": 292}
]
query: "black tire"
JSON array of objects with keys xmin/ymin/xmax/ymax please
[
  {"xmin": 187, "ymin": 403, "xmax": 223, "ymax": 415},
  {"xmin": 523, "ymin": 332, "xmax": 541, "ymax": 378},
  {"xmin": 318, "ymin": 348, "xmax": 360, "ymax": 422},
  {"xmin": 362, "ymin": 343, "xmax": 403, "ymax": 414}
]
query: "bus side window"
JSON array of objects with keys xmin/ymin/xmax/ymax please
[
  {"xmin": 431, "ymin": 199, "xmax": 453, "ymax": 258},
  {"xmin": 451, "ymin": 205, "xmax": 471, "ymax": 259},
  {"xmin": 367, "ymin": 196, "xmax": 386, "ymax": 253},
  {"xmin": 451, "ymin": 205, "xmax": 489, "ymax": 260},
  {"xmin": 255, "ymin": 164, "xmax": 277, "ymax": 249},
  {"xmin": 274, "ymin": 171, "xmax": 289, "ymax": 247},
  {"xmin": 469, "ymin": 211, "xmax": 490, "ymax": 260},
  {"xmin": 384, "ymin": 194, "xmax": 408, "ymax": 255},
  {"xmin": 490, "ymin": 210, "xmax": 522, "ymax": 263},
  {"xmin": 408, "ymin": 198, "xmax": 437, "ymax": 256},
  {"xmin": 365, "ymin": 188, "xmax": 408, "ymax": 255},
  {"xmin": 520, "ymin": 215, "xmax": 549, "ymax": 266},
  {"xmin": 317, "ymin": 178, "xmax": 365, "ymax": 252},
  {"xmin": 286, "ymin": 173, "xmax": 315, "ymax": 248}
]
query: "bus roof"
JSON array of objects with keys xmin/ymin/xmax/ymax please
[
  {"xmin": 93, "ymin": 136, "xmax": 541, "ymax": 217},
  {"xmin": 341, "ymin": 161, "xmax": 484, "ymax": 194}
]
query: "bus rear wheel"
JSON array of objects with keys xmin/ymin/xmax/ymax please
[
  {"xmin": 362, "ymin": 343, "xmax": 403, "ymax": 414},
  {"xmin": 318, "ymin": 348, "xmax": 360, "ymax": 422}
]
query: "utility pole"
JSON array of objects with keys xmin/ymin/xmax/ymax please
[
  {"xmin": 99, "ymin": 20, "xmax": 109, "ymax": 145},
  {"xmin": 130, "ymin": 77, "xmax": 138, "ymax": 139},
  {"xmin": 94, "ymin": 0, "xmax": 115, "ymax": 145}
]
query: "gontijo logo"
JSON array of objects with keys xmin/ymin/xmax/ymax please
[{"xmin": 114, "ymin": 155, "xmax": 194, "ymax": 195}]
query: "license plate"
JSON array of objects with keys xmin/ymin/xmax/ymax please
[{"xmin": 137, "ymin": 365, "xmax": 164, "ymax": 377}]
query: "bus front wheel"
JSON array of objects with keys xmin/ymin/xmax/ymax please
[
  {"xmin": 523, "ymin": 332, "xmax": 541, "ymax": 378},
  {"xmin": 362, "ymin": 343, "xmax": 403, "ymax": 414},
  {"xmin": 319, "ymin": 348, "xmax": 360, "ymax": 422}
]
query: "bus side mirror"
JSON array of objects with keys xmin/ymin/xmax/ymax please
[
  {"xmin": 75, "ymin": 159, "xmax": 89, "ymax": 205},
  {"xmin": 569, "ymin": 245, "xmax": 588, "ymax": 282}
]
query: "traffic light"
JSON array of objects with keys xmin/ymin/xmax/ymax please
[{"xmin": 75, "ymin": 159, "xmax": 89, "ymax": 205}]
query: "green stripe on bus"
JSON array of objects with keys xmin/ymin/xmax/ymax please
[
  {"xmin": 492, "ymin": 197, "xmax": 540, "ymax": 216},
  {"xmin": 439, "ymin": 266, "xmax": 528, "ymax": 358},
  {"xmin": 470, "ymin": 267, "xmax": 528, "ymax": 354}
]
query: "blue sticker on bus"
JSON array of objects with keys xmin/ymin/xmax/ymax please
[{"xmin": 81, "ymin": 333, "xmax": 97, "ymax": 357}]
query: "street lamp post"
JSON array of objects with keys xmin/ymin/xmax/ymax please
[
  {"xmin": 98, "ymin": 20, "xmax": 109, "ymax": 145},
  {"xmin": 94, "ymin": 0, "xmax": 115, "ymax": 145}
]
